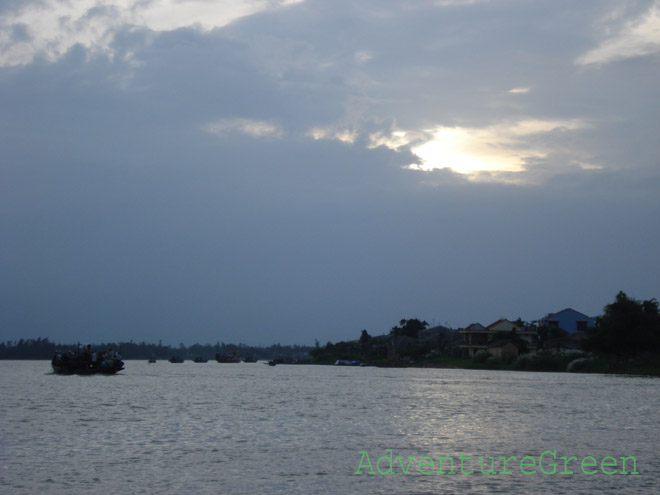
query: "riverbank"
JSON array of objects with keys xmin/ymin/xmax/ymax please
[
  {"xmin": 381, "ymin": 353, "xmax": 660, "ymax": 377},
  {"xmin": 7, "ymin": 352, "xmax": 660, "ymax": 377}
]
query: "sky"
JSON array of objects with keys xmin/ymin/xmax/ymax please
[{"xmin": 1, "ymin": 0, "xmax": 659, "ymax": 346}]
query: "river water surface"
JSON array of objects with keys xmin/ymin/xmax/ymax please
[{"xmin": 1, "ymin": 361, "xmax": 658, "ymax": 494}]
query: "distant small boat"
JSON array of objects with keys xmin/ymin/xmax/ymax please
[
  {"xmin": 216, "ymin": 351, "xmax": 241, "ymax": 363},
  {"xmin": 169, "ymin": 356, "xmax": 184, "ymax": 363},
  {"xmin": 267, "ymin": 360, "xmax": 277, "ymax": 366},
  {"xmin": 193, "ymin": 357, "xmax": 208, "ymax": 363},
  {"xmin": 242, "ymin": 354, "xmax": 258, "ymax": 363},
  {"xmin": 334, "ymin": 359, "xmax": 361, "ymax": 366},
  {"xmin": 268, "ymin": 357, "xmax": 297, "ymax": 365},
  {"xmin": 148, "ymin": 356, "xmax": 156, "ymax": 363}
]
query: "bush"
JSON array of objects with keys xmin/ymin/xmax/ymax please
[
  {"xmin": 473, "ymin": 350, "xmax": 492, "ymax": 363},
  {"xmin": 513, "ymin": 353, "xmax": 532, "ymax": 369},
  {"xmin": 566, "ymin": 357, "xmax": 590, "ymax": 372},
  {"xmin": 513, "ymin": 351, "xmax": 586, "ymax": 372}
]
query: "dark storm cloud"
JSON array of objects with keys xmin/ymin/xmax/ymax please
[{"xmin": 1, "ymin": 0, "xmax": 659, "ymax": 345}]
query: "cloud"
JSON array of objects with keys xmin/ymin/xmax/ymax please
[
  {"xmin": 576, "ymin": 2, "xmax": 660, "ymax": 66},
  {"xmin": 366, "ymin": 119, "xmax": 589, "ymax": 180},
  {"xmin": 433, "ymin": 0, "xmax": 491, "ymax": 6},
  {"xmin": 307, "ymin": 126, "xmax": 358, "ymax": 144},
  {"xmin": 508, "ymin": 87, "xmax": 532, "ymax": 94},
  {"xmin": 354, "ymin": 50, "xmax": 373, "ymax": 64},
  {"xmin": 0, "ymin": 0, "xmax": 304, "ymax": 67},
  {"xmin": 203, "ymin": 118, "xmax": 284, "ymax": 138}
]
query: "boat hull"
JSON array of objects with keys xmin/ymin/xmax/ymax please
[
  {"xmin": 52, "ymin": 349, "xmax": 124, "ymax": 375},
  {"xmin": 52, "ymin": 362, "xmax": 124, "ymax": 375}
]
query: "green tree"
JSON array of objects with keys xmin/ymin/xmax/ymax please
[
  {"xmin": 537, "ymin": 325, "xmax": 568, "ymax": 348},
  {"xmin": 390, "ymin": 318, "xmax": 429, "ymax": 338},
  {"xmin": 359, "ymin": 329, "xmax": 371, "ymax": 345},
  {"xmin": 583, "ymin": 291, "xmax": 660, "ymax": 356}
]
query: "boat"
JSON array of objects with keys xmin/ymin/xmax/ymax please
[
  {"xmin": 267, "ymin": 360, "xmax": 277, "ymax": 366},
  {"xmin": 268, "ymin": 357, "xmax": 297, "ymax": 365},
  {"xmin": 215, "ymin": 351, "xmax": 241, "ymax": 363},
  {"xmin": 242, "ymin": 354, "xmax": 258, "ymax": 363},
  {"xmin": 148, "ymin": 355, "xmax": 156, "ymax": 364},
  {"xmin": 334, "ymin": 359, "xmax": 361, "ymax": 366},
  {"xmin": 169, "ymin": 356, "xmax": 184, "ymax": 363},
  {"xmin": 193, "ymin": 357, "xmax": 208, "ymax": 363},
  {"xmin": 52, "ymin": 348, "xmax": 124, "ymax": 375}
]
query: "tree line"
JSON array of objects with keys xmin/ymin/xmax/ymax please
[
  {"xmin": 3, "ymin": 291, "xmax": 658, "ymax": 366},
  {"xmin": 0, "ymin": 338, "xmax": 313, "ymax": 360}
]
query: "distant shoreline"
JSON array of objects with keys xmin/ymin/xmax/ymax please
[{"xmin": 5, "ymin": 356, "xmax": 658, "ymax": 377}]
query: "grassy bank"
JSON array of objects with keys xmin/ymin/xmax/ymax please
[{"xmin": 370, "ymin": 352, "xmax": 660, "ymax": 376}]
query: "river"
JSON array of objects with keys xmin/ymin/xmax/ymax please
[{"xmin": 1, "ymin": 361, "xmax": 658, "ymax": 494}]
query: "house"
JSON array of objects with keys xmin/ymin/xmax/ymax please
[
  {"xmin": 487, "ymin": 318, "xmax": 537, "ymax": 351},
  {"xmin": 459, "ymin": 323, "xmax": 489, "ymax": 358},
  {"xmin": 459, "ymin": 318, "xmax": 537, "ymax": 358},
  {"xmin": 539, "ymin": 308, "xmax": 595, "ymax": 334},
  {"xmin": 487, "ymin": 340, "xmax": 520, "ymax": 360},
  {"xmin": 486, "ymin": 318, "xmax": 523, "ymax": 333}
]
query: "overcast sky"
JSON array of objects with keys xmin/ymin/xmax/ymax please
[{"xmin": 2, "ymin": 0, "xmax": 659, "ymax": 346}]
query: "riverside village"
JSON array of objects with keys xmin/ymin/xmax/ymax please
[{"xmin": 2, "ymin": 292, "xmax": 659, "ymax": 376}]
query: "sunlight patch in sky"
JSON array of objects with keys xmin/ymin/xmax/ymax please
[
  {"xmin": 370, "ymin": 119, "xmax": 587, "ymax": 179},
  {"xmin": 411, "ymin": 126, "xmax": 533, "ymax": 175}
]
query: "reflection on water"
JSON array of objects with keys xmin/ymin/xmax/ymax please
[{"xmin": 1, "ymin": 362, "xmax": 658, "ymax": 494}]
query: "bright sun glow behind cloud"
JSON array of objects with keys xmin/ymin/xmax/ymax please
[
  {"xmin": 411, "ymin": 127, "xmax": 530, "ymax": 174},
  {"xmin": 370, "ymin": 119, "xmax": 586, "ymax": 178}
]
